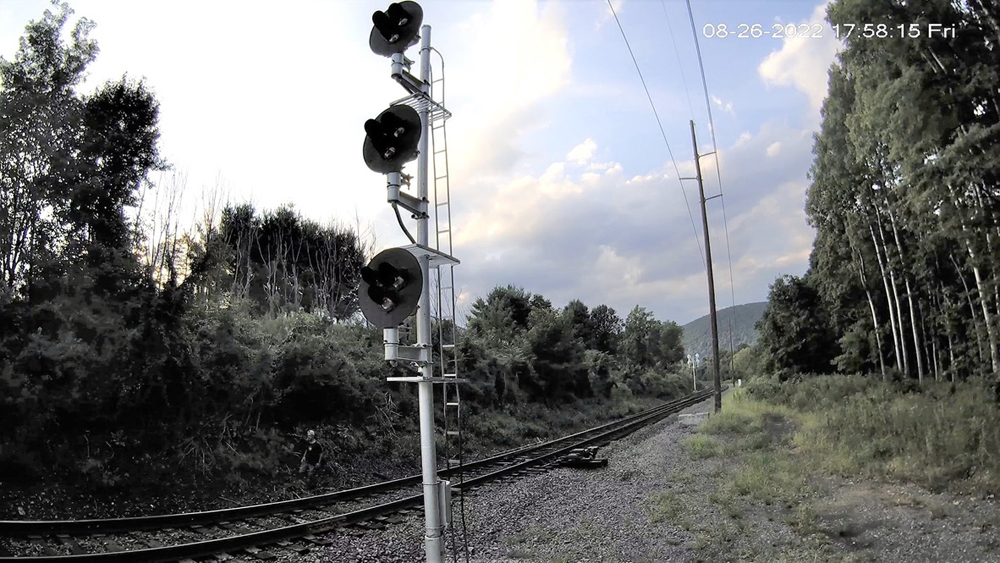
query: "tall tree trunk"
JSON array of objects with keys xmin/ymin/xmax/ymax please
[
  {"xmin": 922, "ymin": 310, "xmax": 938, "ymax": 382},
  {"xmin": 884, "ymin": 201, "xmax": 925, "ymax": 381},
  {"xmin": 867, "ymin": 287, "xmax": 888, "ymax": 381},
  {"xmin": 947, "ymin": 329, "xmax": 956, "ymax": 383},
  {"xmin": 951, "ymin": 254, "xmax": 987, "ymax": 367},
  {"xmin": 955, "ymin": 184, "xmax": 999, "ymax": 373},
  {"xmin": 851, "ymin": 232, "xmax": 887, "ymax": 380},
  {"xmin": 875, "ymin": 219, "xmax": 910, "ymax": 377},
  {"xmin": 870, "ymin": 222, "xmax": 903, "ymax": 373},
  {"xmin": 966, "ymin": 241, "xmax": 999, "ymax": 373}
]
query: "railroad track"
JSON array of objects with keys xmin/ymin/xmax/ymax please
[{"xmin": 0, "ymin": 388, "xmax": 716, "ymax": 562}]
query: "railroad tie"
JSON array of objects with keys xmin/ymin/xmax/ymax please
[
  {"xmin": 285, "ymin": 542, "xmax": 312, "ymax": 555},
  {"xmin": 302, "ymin": 534, "xmax": 332, "ymax": 546},
  {"xmin": 243, "ymin": 546, "xmax": 277, "ymax": 560}
]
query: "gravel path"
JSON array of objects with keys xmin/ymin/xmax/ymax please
[{"xmin": 301, "ymin": 393, "xmax": 725, "ymax": 563}]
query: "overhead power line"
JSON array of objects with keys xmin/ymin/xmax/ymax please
[
  {"xmin": 685, "ymin": 0, "xmax": 739, "ymax": 361},
  {"xmin": 607, "ymin": 0, "xmax": 706, "ymax": 268},
  {"xmin": 660, "ymin": 0, "xmax": 696, "ymax": 120}
]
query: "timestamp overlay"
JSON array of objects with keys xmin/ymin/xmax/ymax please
[{"xmin": 701, "ymin": 21, "xmax": 958, "ymax": 40}]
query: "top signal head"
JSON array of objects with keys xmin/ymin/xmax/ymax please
[{"xmin": 369, "ymin": 1, "xmax": 423, "ymax": 57}]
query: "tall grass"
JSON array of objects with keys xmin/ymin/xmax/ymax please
[{"xmin": 747, "ymin": 375, "xmax": 1000, "ymax": 493}]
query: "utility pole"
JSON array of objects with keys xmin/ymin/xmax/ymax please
[{"xmin": 690, "ymin": 120, "xmax": 722, "ymax": 413}]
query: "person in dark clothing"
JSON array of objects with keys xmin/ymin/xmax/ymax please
[{"xmin": 299, "ymin": 429, "xmax": 323, "ymax": 483}]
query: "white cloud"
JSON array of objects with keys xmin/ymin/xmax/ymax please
[
  {"xmin": 597, "ymin": 0, "xmax": 625, "ymax": 30},
  {"xmin": 448, "ymin": 118, "xmax": 817, "ymax": 323},
  {"xmin": 710, "ymin": 94, "xmax": 735, "ymax": 116},
  {"xmin": 446, "ymin": 0, "xmax": 572, "ymax": 184},
  {"xmin": 766, "ymin": 142, "xmax": 781, "ymax": 157},
  {"xmin": 758, "ymin": 1, "xmax": 840, "ymax": 119},
  {"xmin": 567, "ymin": 138, "xmax": 597, "ymax": 164}
]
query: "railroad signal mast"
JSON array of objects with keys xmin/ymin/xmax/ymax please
[{"xmin": 360, "ymin": 3, "xmax": 461, "ymax": 562}]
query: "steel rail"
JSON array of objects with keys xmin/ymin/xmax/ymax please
[
  {"xmin": 0, "ymin": 389, "xmax": 716, "ymax": 562},
  {"xmin": 0, "ymin": 393, "xmax": 702, "ymax": 537}
]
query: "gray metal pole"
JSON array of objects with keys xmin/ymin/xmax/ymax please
[
  {"xmin": 415, "ymin": 25, "xmax": 444, "ymax": 563},
  {"xmin": 690, "ymin": 120, "xmax": 722, "ymax": 413}
]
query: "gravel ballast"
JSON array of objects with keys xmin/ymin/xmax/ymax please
[
  {"xmin": 304, "ymin": 394, "xmax": 731, "ymax": 562},
  {"xmin": 295, "ymin": 391, "xmax": 1000, "ymax": 563}
]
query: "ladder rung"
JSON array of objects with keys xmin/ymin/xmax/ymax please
[
  {"xmin": 446, "ymin": 402, "xmax": 460, "ymax": 407},
  {"xmin": 448, "ymin": 459, "xmax": 461, "ymax": 466},
  {"xmin": 443, "ymin": 373, "xmax": 458, "ymax": 378},
  {"xmin": 445, "ymin": 430, "xmax": 460, "ymax": 436},
  {"xmin": 442, "ymin": 344, "xmax": 455, "ymax": 349}
]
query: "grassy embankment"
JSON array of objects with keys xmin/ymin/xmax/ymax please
[{"xmin": 646, "ymin": 375, "xmax": 1000, "ymax": 562}]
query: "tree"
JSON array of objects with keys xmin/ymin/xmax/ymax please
[
  {"xmin": 525, "ymin": 307, "xmax": 589, "ymax": 402},
  {"xmin": 0, "ymin": 2, "xmax": 98, "ymax": 303},
  {"xmin": 467, "ymin": 285, "xmax": 534, "ymax": 340},
  {"xmin": 590, "ymin": 304, "xmax": 623, "ymax": 354},
  {"xmin": 756, "ymin": 275, "xmax": 839, "ymax": 375},
  {"xmin": 563, "ymin": 299, "xmax": 594, "ymax": 348},
  {"xmin": 622, "ymin": 306, "xmax": 657, "ymax": 369},
  {"xmin": 653, "ymin": 320, "xmax": 685, "ymax": 367},
  {"xmin": 803, "ymin": 0, "xmax": 1000, "ymax": 383}
]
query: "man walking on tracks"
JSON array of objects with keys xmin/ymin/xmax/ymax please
[{"xmin": 299, "ymin": 429, "xmax": 323, "ymax": 486}]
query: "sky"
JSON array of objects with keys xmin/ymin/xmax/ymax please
[{"xmin": 0, "ymin": 0, "xmax": 842, "ymax": 326}]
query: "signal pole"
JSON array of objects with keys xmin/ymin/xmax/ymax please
[
  {"xmin": 362, "ymin": 4, "xmax": 459, "ymax": 560},
  {"xmin": 690, "ymin": 120, "xmax": 722, "ymax": 413},
  {"xmin": 413, "ymin": 26, "xmax": 445, "ymax": 563}
]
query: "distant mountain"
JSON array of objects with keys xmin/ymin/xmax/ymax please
[{"xmin": 680, "ymin": 301, "xmax": 768, "ymax": 359}]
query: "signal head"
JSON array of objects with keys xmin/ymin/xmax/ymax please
[
  {"xmin": 358, "ymin": 247, "xmax": 423, "ymax": 327},
  {"xmin": 369, "ymin": 2, "xmax": 423, "ymax": 57},
  {"xmin": 362, "ymin": 104, "xmax": 421, "ymax": 174}
]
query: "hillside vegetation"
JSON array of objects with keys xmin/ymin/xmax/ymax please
[{"xmin": 681, "ymin": 301, "xmax": 767, "ymax": 359}]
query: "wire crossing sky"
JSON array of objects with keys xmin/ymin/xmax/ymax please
[{"xmin": 0, "ymin": 0, "xmax": 840, "ymax": 325}]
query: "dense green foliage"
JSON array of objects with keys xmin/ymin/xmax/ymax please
[
  {"xmin": 755, "ymin": 0, "xmax": 1000, "ymax": 384},
  {"xmin": 0, "ymin": 4, "xmax": 691, "ymax": 494}
]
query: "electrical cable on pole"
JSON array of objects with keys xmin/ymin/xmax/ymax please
[
  {"xmin": 659, "ymin": 0, "xmax": 697, "ymax": 120},
  {"xmin": 607, "ymin": 0, "xmax": 706, "ymax": 268}
]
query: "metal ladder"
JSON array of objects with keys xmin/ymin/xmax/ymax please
[
  {"xmin": 428, "ymin": 48, "xmax": 460, "ymax": 466},
  {"xmin": 428, "ymin": 47, "xmax": 464, "ymax": 554}
]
